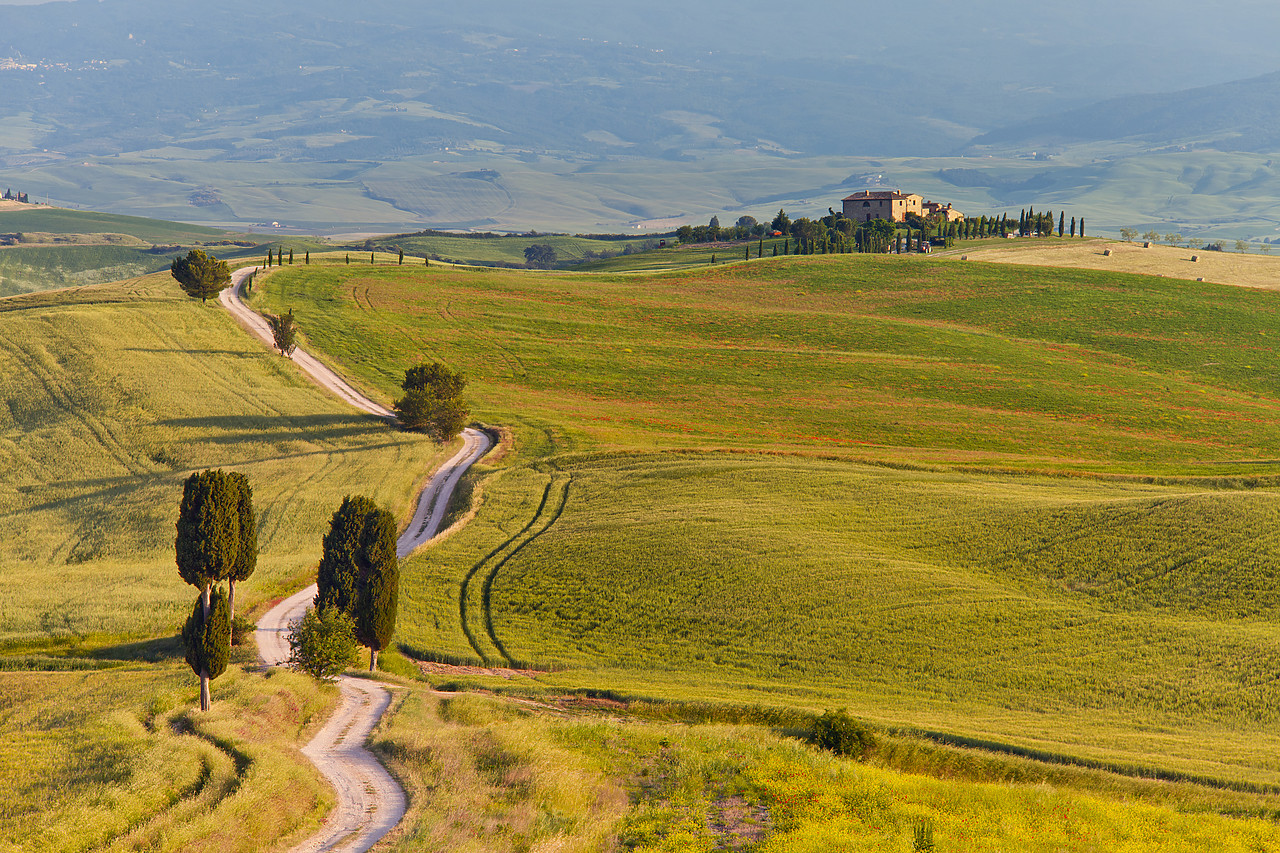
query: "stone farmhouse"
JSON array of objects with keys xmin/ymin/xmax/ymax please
[{"xmin": 842, "ymin": 190, "xmax": 963, "ymax": 223}]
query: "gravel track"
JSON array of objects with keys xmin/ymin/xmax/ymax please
[{"xmin": 229, "ymin": 267, "xmax": 491, "ymax": 852}]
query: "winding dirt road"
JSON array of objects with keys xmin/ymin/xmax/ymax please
[{"xmin": 228, "ymin": 267, "xmax": 492, "ymax": 852}]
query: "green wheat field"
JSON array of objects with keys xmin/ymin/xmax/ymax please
[{"xmin": 10, "ymin": 242, "xmax": 1280, "ymax": 850}]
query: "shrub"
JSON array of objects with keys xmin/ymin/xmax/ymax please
[
  {"xmin": 288, "ymin": 607, "xmax": 358, "ymax": 681},
  {"xmin": 230, "ymin": 615, "xmax": 255, "ymax": 647},
  {"xmin": 812, "ymin": 709, "xmax": 876, "ymax": 759}
]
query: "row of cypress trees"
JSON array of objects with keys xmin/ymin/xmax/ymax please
[
  {"xmin": 315, "ymin": 496, "xmax": 400, "ymax": 671},
  {"xmin": 176, "ymin": 470, "xmax": 400, "ymax": 708}
]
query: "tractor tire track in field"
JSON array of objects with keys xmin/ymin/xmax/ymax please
[
  {"xmin": 226, "ymin": 267, "xmax": 491, "ymax": 853},
  {"xmin": 457, "ymin": 473, "xmax": 571, "ymax": 667},
  {"xmin": 483, "ymin": 475, "xmax": 571, "ymax": 668}
]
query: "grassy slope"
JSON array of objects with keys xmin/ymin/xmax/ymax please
[
  {"xmin": 0, "ymin": 245, "xmax": 173, "ymax": 297},
  {"xmin": 0, "ymin": 270, "xmax": 464, "ymax": 848},
  {"xmin": 371, "ymin": 690, "xmax": 1280, "ymax": 853},
  {"xmin": 254, "ymin": 255, "xmax": 1280, "ymax": 472},
  {"xmin": 0, "ymin": 208, "xmax": 237, "ymax": 243},
  {"xmin": 0, "ymin": 273, "xmax": 450, "ymax": 647},
  {"xmin": 365, "ymin": 233, "xmax": 653, "ymax": 266},
  {"xmin": 0, "ymin": 663, "xmax": 337, "ymax": 853},
  {"xmin": 247, "ymin": 253, "xmax": 1280, "ymax": 793}
]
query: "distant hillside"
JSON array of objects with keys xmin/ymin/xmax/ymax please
[{"xmin": 971, "ymin": 71, "xmax": 1280, "ymax": 153}]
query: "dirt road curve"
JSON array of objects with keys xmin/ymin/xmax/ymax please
[
  {"xmin": 231, "ymin": 267, "xmax": 491, "ymax": 852},
  {"xmin": 220, "ymin": 267, "xmax": 392, "ymax": 417},
  {"xmin": 258, "ymin": 586, "xmax": 405, "ymax": 853}
]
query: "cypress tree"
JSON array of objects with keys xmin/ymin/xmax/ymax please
[
  {"xmin": 182, "ymin": 586, "xmax": 230, "ymax": 711},
  {"xmin": 355, "ymin": 507, "xmax": 399, "ymax": 671},
  {"xmin": 1070, "ymin": 216, "xmax": 1076, "ymax": 238},
  {"xmin": 758, "ymin": 238, "xmax": 763, "ymax": 258},
  {"xmin": 317, "ymin": 496, "xmax": 379, "ymax": 617},
  {"xmin": 345, "ymin": 253, "xmax": 350, "ymax": 264},
  {"xmin": 289, "ymin": 248, "xmax": 294, "ymax": 265},
  {"xmin": 175, "ymin": 469, "xmax": 240, "ymax": 710},
  {"xmin": 710, "ymin": 253, "xmax": 716, "ymax": 264},
  {"xmin": 305, "ymin": 250, "xmax": 310, "ymax": 265},
  {"xmin": 398, "ymin": 249, "xmax": 405, "ymax": 265},
  {"xmin": 370, "ymin": 252, "xmax": 375, "ymax": 264},
  {"xmin": 772, "ymin": 245, "xmax": 777, "ymax": 257},
  {"xmin": 745, "ymin": 245, "xmax": 750, "ymax": 260},
  {"xmin": 225, "ymin": 472, "xmax": 257, "ymax": 625},
  {"xmin": 1080, "ymin": 217, "xmax": 1085, "ymax": 238},
  {"xmin": 1058, "ymin": 211, "xmax": 1065, "ymax": 237},
  {"xmin": 176, "ymin": 470, "xmax": 239, "ymax": 615}
]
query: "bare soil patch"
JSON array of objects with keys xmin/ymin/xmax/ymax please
[{"xmin": 415, "ymin": 660, "xmax": 545, "ymax": 680}]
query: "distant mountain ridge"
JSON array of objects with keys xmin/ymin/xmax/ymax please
[{"xmin": 972, "ymin": 71, "xmax": 1280, "ymax": 154}]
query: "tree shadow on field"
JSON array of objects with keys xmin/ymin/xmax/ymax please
[
  {"xmin": 124, "ymin": 347, "xmax": 255, "ymax": 357},
  {"xmin": 90, "ymin": 634, "xmax": 184, "ymax": 663},
  {"xmin": 155, "ymin": 412, "xmax": 390, "ymax": 443}
]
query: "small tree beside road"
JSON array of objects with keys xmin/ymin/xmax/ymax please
[
  {"xmin": 267, "ymin": 309, "xmax": 299, "ymax": 357},
  {"xmin": 288, "ymin": 607, "xmax": 358, "ymax": 681},
  {"xmin": 171, "ymin": 249, "xmax": 231, "ymax": 303},
  {"xmin": 394, "ymin": 362, "xmax": 469, "ymax": 442}
]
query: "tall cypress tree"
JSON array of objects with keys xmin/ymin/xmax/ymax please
[
  {"xmin": 175, "ymin": 469, "xmax": 239, "ymax": 710},
  {"xmin": 317, "ymin": 496, "xmax": 379, "ymax": 617},
  {"xmin": 1070, "ymin": 216, "xmax": 1076, "ymax": 238},
  {"xmin": 182, "ymin": 587, "xmax": 230, "ymax": 710},
  {"xmin": 1058, "ymin": 211, "xmax": 1065, "ymax": 237},
  {"xmin": 355, "ymin": 507, "xmax": 399, "ymax": 671},
  {"xmin": 225, "ymin": 472, "xmax": 257, "ymax": 625},
  {"xmin": 1080, "ymin": 217, "xmax": 1085, "ymax": 238}
]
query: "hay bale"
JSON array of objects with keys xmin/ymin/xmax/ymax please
[
  {"xmin": 1143, "ymin": 241, "xmax": 1151, "ymax": 248},
  {"xmin": 960, "ymin": 255, "xmax": 968, "ymax": 261},
  {"xmin": 1191, "ymin": 255, "xmax": 1199, "ymax": 262},
  {"xmin": 1103, "ymin": 249, "xmax": 1112, "ymax": 256}
]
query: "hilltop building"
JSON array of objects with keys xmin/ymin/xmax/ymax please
[
  {"xmin": 922, "ymin": 200, "xmax": 964, "ymax": 222},
  {"xmin": 2, "ymin": 188, "xmax": 28, "ymax": 203},
  {"xmin": 842, "ymin": 189, "xmax": 963, "ymax": 223}
]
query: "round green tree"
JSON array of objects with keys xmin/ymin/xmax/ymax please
[
  {"xmin": 171, "ymin": 249, "xmax": 231, "ymax": 303},
  {"xmin": 288, "ymin": 607, "xmax": 358, "ymax": 681},
  {"xmin": 393, "ymin": 362, "xmax": 468, "ymax": 442}
]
